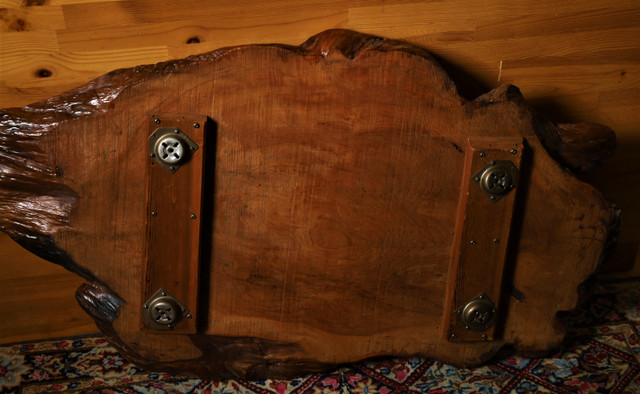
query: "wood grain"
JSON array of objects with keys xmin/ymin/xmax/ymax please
[
  {"xmin": 0, "ymin": 29, "xmax": 617, "ymax": 378},
  {"xmin": 0, "ymin": 0, "xmax": 637, "ymax": 353}
]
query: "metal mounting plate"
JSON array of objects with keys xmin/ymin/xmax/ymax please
[
  {"xmin": 143, "ymin": 288, "xmax": 191, "ymax": 330},
  {"xmin": 455, "ymin": 292, "xmax": 497, "ymax": 332},
  {"xmin": 148, "ymin": 127, "xmax": 199, "ymax": 174},
  {"xmin": 473, "ymin": 160, "xmax": 519, "ymax": 202}
]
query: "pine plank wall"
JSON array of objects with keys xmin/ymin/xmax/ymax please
[{"xmin": 0, "ymin": 0, "xmax": 639, "ymax": 343}]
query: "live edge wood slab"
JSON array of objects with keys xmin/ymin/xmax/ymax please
[{"xmin": 0, "ymin": 30, "xmax": 618, "ymax": 379}]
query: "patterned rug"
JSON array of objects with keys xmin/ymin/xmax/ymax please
[{"xmin": 1, "ymin": 279, "xmax": 639, "ymax": 393}]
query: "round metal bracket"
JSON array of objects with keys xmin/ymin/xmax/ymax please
[
  {"xmin": 472, "ymin": 160, "xmax": 519, "ymax": 202},
  {"xmin": 148, "ymin": 127, "xmax": 199, "ymax": 174},
  {"xmin": 142, "ymin": 288, "xmax": 190, "ymax": 330},
  {"xmin": 455, "ymin": 293, "xmax": 496, "ymax": 332}
]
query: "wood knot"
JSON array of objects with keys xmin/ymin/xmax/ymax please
[{"xmin": 35, "ymin": 68, "xmax": 52, "ymax": 78}]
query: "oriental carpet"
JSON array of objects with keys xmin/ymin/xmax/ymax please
[{"xmin": 1, "ymin": 279, "xmax": 639, "ymax": 393}]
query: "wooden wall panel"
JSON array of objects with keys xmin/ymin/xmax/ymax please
[{"xmin": 0, "ymin": 0, "xmax": 638, "ymax": 343}]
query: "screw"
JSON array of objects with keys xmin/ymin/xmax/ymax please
[
  {"xmin": 170, "ymin": 166, "xmax": 176, "ymax": 171},
  {"xmin": 190, "ymin": 214, "xmax": 197, "ymax": 220},
  {"xmin": 154, "ymin": 118, "xmax": 161, "ymax": 124},
  {"xmin": 194, "ymin": 122, "xmax": 200, "ymax": 128},
  {"xmin": 465, "ymin": 325, "xmax": 470, "ymax": 330},
  {"xmin": 151, "ymin": 211, "xmax": 157, "ymax": 217},
  {"xmin": 493, "ymin": 238, "xmax": 500, "ymax": 244},
  {"xmin": 175, "ymin": 129, "xmax": 180, "ymax": 134},
  {"xmin": 474, "ymin": 176, "xmax": 480, "ymax": 182},
  {"xmin": 150, "ymin": 153, "xmax": 156, "ymax": 158},
  {"xmin": 470, "ymin": 240, "xmax": 477, "ymax": 245},
  {"xmin": 450, "ymin": 334, "xmax": 457, "ymax": 340},
  {"xmin": 510, "ymin": 149, "xmax": 517, "ymax": 154},
  {"xmin": 187, "ymin": 314, "xmax": 193, "ymax": 319},
  {"xmin": 478, "ymin": 295, "xmax": 484, "ymax": 299},
  {"xmin": 482, "ymin": 334, "xmax": 488, "ymax": 341},
  {"xmin": 144, "ymin": 305, "xmax": 149, "ymax": 309},
  {"xmin": 479, "ymin": 152, "xmax": 486, "ymax": 158},
  {"xmin": 161, "ymin": 292, "xmax": 166, "ymax": 296},
  {"xmin": 490, "ymin": 196, "xmax": 497, "ymax": 201}
]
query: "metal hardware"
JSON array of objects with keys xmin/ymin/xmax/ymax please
[
  {"xmin": 473, "ymin": 160, "xmax": 518, "ymax": 202},
  {"xmin": 456, "ymin": 293, "xmax": 496, "ymax": 332},
  {"xmin": 148, "ymin": 127, "xmax": 199, "ymax": 174},
  {"xmin": 143, "ymin": 288, "xmax": 190, "ymax": 330}
]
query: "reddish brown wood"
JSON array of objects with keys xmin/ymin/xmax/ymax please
[
  {"xmin": 443, "ymin": 137, "xmax": 523, "ymax": 342},
  {"xmin": 0, "ymin": 29, "xmax": 618, "ymax": 379},
  {"xmin": 143, "ymin": 112, "xmax": 208, "ymax": 334}
]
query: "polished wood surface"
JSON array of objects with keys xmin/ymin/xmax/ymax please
[
  {"xmin": 0, "ymin": 0, "xmax": 638, "ymax": 347},
  {"xmin": 0, "ymin": 29, "xmax": 617, "ymax": 377}
]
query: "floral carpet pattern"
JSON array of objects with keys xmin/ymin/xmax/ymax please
[{"xmin": 1, "ymin": 279, "xmax": 639, "ymax": 393}]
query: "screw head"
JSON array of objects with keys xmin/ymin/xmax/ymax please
[
  {"xmin": 493, "ymin": 238, "xmax": 500, "ymax": 244},
  {"xmin": 510, "ymin": 149, "xmax": 517, "ymax": 154},
  {"xmin": 470, "ymin": 240, "xmax": 477, "ymax": 245},
  {"xmin": 479, "ymin": 152, "xmax": 486, "ymax": 158},
  {"xmin": 193, "ymin": 122, "xmax": 200, "ymax": 128},
  {"xmin": 154, "ymin": 118, "xmax": 161, "ymax": 124},
  {"xmin": 190, "ymin": 214, "xmax": 197, "ymax": 220},
  {"xmin": 151, "ymin": 211, "xmax": 157, "ymax": 217}
]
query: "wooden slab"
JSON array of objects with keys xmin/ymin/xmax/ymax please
[{"xmin": 0, "ymin": 30, "xmax": 617, "ymax": 379}]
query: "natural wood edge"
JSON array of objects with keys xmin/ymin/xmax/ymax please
[
  {"xmin": 77, "ymin": 281, "xmax": 330, "ymax": 380},
  {"xmin": 554, "ymin": 122, "xmax": 617, "ymax": 173},
  {"xmin": 472, "ymin": 84, "xmax": 616, "ymax": 173}
]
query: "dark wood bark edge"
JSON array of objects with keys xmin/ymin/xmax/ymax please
[{"xmin": 76, "ymin": 281, "xmax": 328, "ymax": 379}]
